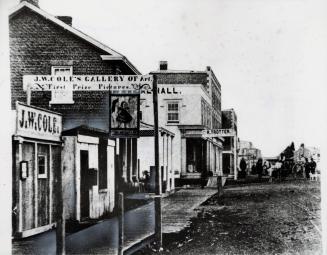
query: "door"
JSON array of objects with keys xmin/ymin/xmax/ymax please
[
  {"xmin": 80, "ymin": 150, "xmax": 89, "ymax": 219},
  {"xmin": 21, "ymin": 142, "xmax": 35, "ymax": 231},
  {"xmin": 37, "ymin": 144, "xmax": 50, "ymax": 227}
]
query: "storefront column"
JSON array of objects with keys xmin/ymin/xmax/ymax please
[
  {"xmin": 132, "ymin": 138, "xmax": 138, "ymax": 182},
  {"xmin": 49, "ymin": 144, "xmax": 53, "ymax": 224},
  {"xmin": 122, "ymin": 138, "xmax": 127, "ymax": 182},
  {"xmin": 216, "ymin": 147, "xmax": 219, "ymax": 174},
  {"xmin": 17, "ymin": 138, "xmax": 23, "ymax": 232},
  {"xmin": 181, "ymin": 138, "xmax": 186, "ymax": 174},
  {"xmin": 162, "ymin": 134, "xmax": 166, "ymax": 182},
  {"xmin": 128, "ymin": 139, "xmax": 133, "ymax": 183},
  {"xmin": 171, "ymin": 137, "xmax": 174, "ymax": 190},
  {"xmin": 219, "ymin": 150, "xmax": 223, "ymax": 176},
  {"xmin": 233, "ymin": 136, "xmax": 238, "ymax": 180},
  {"xmin": 206, "ymin": 140, "xmax": 210, "ymax": 172},
  {"xmin": 166, "ymin": 135, "xmax": 170, "ymax": 191},
  {"xmin": 34, "ymin": 143, "xmax": 38, "ymax": 228}
]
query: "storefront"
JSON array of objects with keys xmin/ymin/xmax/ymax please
[
  {"xmin": 61, "ymin": 126, "xmax": 116, "ymax": 221},
  {"xmin": 138, "ymin": 122, "xmax": 175, "ymax": 194},
  {"xmin": 12, "ymin": 102, "xmax": 62, "ymax": 238},
  {"xmin": 180, "ymin": 126, "xmax": 223, "ymax": 181}
]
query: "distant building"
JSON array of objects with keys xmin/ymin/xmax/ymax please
[
  {"xmin": 221, "ymin": 109, "xmax": 238, "ymax": 179},
  {"xmin": 140, "ymin": 61, "xmax": 224, "ymax": 185},
  {"xmin": 238, "ymin": 140, "xmax": 262, "ymax": 173},
  {"xmin": 294, "ymin": 145, "xmax": 320, "ymax": 163}
]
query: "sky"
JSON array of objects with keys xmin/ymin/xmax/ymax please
[{"xmin": 3, "ymin": 0, "xmax": 327, "ymax": 157}]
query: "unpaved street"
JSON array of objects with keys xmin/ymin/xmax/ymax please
[{"xmin": 138, "ymin": 180, "xmax": 321, "ymax": 255}]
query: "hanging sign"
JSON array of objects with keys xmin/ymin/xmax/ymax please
[
  {"xmin": 202, "ymin": 129, "xmax": 235, "ymax": 138},
  {"xmin": 23, "ymin": 75, "xmax": 153, "ymax": 94},
  {"xmin": 16, "ymin": 102, "xmax": 62, "ymax": 141},
  {"xmin": 109, "ymin": 94, "xmax": 140, "ymax": 138}
]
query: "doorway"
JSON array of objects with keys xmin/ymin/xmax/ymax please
[{"xmin": 80, "ymin": 150, "xmax": 89, "ymax": 219}]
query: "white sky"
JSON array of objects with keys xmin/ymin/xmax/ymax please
[{"xmin": 4, "ymin": 0, "xmax": 327, "ymax": 157}]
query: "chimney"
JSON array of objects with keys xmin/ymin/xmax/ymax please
[
  {"xmin": 20, "ymin": 0, "xmax": 39, "ymax": 7},
  {"xmin": 56, "ymin": 16, "xmax": 73, "ymax": 26},
  {"xmin": 159, "ymin": 61, "xmax": 168, "ymax": 71}
]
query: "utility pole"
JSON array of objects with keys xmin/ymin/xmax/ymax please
[{"xmin": 152, "ymin": 74, "xmax": 162, "ymax": 250}]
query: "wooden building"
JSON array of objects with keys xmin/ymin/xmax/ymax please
[{"xmin": 12, "ymin": 102, "xmax": 62, "ymax": 238}]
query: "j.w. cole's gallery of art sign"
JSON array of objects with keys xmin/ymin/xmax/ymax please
[
  {"xmin": 23, "ymin": 75, "xmax": 153, "ymax": 93},
  {"xmin": 16, "ymin": 102, "xmax": 62, "ymax": 142}
]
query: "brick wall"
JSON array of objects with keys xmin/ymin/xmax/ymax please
[
  {"xmin": 222, "ymin": 111, "xmax": 232, "ymax": 129},
  {"xmin": 155, "ymin": 72, "xmax": 208, "ymax": 87},
  {"xmin": 10, "ymin": 7, "xmax": 135, "ymax": 131}
]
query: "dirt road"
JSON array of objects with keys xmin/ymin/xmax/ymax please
[{"xmin": 137, "ymin": 180, "xmax": 321, "ymax": 255}]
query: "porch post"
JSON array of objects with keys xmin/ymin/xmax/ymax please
[
  {"xmin": 122, "ymin": 138, "xmax": 127, "ymax": 182},
  {"xmin": 181, "ymin": 138, "xmax": 186, "ymax": 174},
  {"xmin": 132, "ymin": 138, "xmax": 138, "ymax": 182},
  {"xmin": 206, "ymin": 140, "xmax": 210, "ymax": 173},
  {"xmin": 233, "ymin": 136, "xmax": 237, "ymax": 180}
]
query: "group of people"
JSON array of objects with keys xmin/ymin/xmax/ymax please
[
  {"xmin": 239, "ymin": 156, "xmax": 317, "ymax": 181},
  {"xmin": 239, "ymin": 157, "xmax": 269, "ymax": 179},
  {"xmin": 304, "ymin": 157, "xmax": 317, "ymax": 179}
]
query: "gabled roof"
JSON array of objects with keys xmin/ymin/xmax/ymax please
[{"xmin": 9, "ymin": 1, "xmax": 141, "ymax": 75}]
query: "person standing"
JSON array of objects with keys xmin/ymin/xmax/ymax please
[
  {"xmin": 239, "ymin": 158, "xmax": 247, "ymax": 178},
  {"xmin": 310, "ymin": 158, "xmax": 317, "ymax": 174},
  {"xmin": 304, "ymin": 158, "xmax": 310, "ymax": 179},
  {"xmin": 256, "ymin": 158, "xmax": 263, "ymax": 179}
]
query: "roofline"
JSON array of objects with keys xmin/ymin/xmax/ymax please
[
  {"xmin": 10, "ymin": 2, "xmax": 141, "ymax": 75},
  {"xmin": 150, "ymin": 70, "xmax": 208, "ymax": 74},
  {"xmin": 101, "ymin": 55, "xmax": 141, "ymax": 75},
  {"xmin": 140, "ymin": 121, "xmax": 175, "ymax": 137}
]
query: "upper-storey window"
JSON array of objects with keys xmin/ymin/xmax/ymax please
[
  {"xmin": 167, "ymin": 101, "xmax": 180, "ymax": 124},
  {"xmin": 50, "ymin": 66, "xmax": 74, "ymax": 104}
]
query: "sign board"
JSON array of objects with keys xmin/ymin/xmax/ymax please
[
  {"xmin": 109, "ymin": 94, "xmax": 140, "ymax": 138},
  {"xmin": 202, "ymin": 129, "xmax": 235, "ymax": 138},
  {"xmin": 16, "ymin": 102, "xmax": 62, "ymax": 142},
  {"xmin": 23, "ymin": 75, "xmax": 153, "ymax": 94}
]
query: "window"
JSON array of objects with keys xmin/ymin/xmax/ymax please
[
  {"xmin": 50, "ymin": 66, "xmax": 74, "ymax": 104},
  {"xmin": 38, "ymin": 155, "xmax": 47, "ymax": 178},
  {"xmin": 167, "ymin": 101, "xmax": 180, "ymax": 124}
]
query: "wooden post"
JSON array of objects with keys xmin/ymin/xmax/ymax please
[
  {"xmin": 152, "ymin": 75, "xmax": 162, "ymax": 249},
  {"xmin": 56, "ymin": 154, "xmax": 65, "ymax": 255},
  {"xmin": 118, "ymin": 192, "xmax": 124, "ymax": 255}
]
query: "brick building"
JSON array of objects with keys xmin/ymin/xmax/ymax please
[
  {"xmin": 221, "ymin": 108, "xmax": 238, "ymax": 179},
  {"xmin": 141, "ymin": 61, "xmax": 224, "ymax": 185},
  {"xmin": 238, "ymin": 140, "xmax": 262, "ymax": 174},
  {"xmin": 10, "ymin": 0, "xmax": 141, "ymax": 237}
]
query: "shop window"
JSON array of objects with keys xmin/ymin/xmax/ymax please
[
  {"xmin": 50, "ymin": 66, "xmax": 74, "ymax": 104},
  {"xmin": 38, "ymin": 155, "xmax": 47, "ymax": 178},
  {"xmin": 167, "ymin": 101, "xmax": 180, "ymax": 124}
]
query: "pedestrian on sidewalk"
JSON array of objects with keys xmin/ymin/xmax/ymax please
[{"xmin": 256, "ymin": 158, "xmax": 263, "ymax": 179}]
